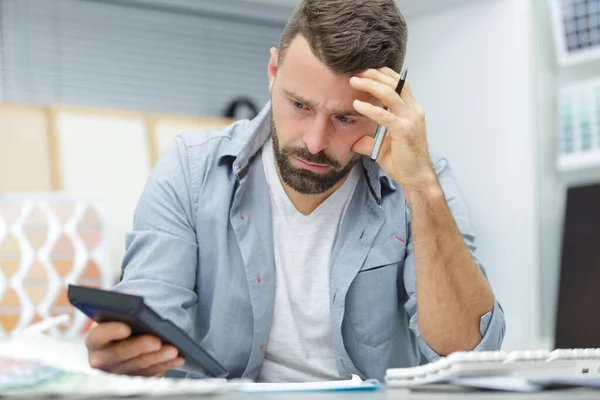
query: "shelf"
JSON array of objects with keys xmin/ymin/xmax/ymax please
[{"xmin": 557, "ymin": 150, "xmax": 600, "ymax": 172}]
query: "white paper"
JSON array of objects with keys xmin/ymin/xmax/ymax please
[{"xmin": 239, "ymin": 374, "xmax": 378, "ymax": 392}]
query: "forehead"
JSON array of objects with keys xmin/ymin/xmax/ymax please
[{"xmin": 278, "ymin": 36, "xmax": 378, "ymax": 109}]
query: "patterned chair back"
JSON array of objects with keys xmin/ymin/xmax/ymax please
[{"xmin": 0, "ymin": 194, "xmax": 111, "ymax": 338}]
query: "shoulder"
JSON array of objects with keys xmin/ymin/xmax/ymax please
[
  {"xmin": 148, "ymin": 118, "xmax": 255, "ymax": 219},
  {"xmin": 173, "ymin": 118, "xmax": 252, "ymax": 163}
]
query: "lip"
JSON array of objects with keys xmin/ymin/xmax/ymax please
[{"xmin": 290, "ymin": 156, "xmax": 332, "ymax": 173}]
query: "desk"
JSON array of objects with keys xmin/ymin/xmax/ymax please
[
  {"xmin": 228, "ymin": 389, "xmax": 599, "ymax": 399},
  {"xmin": 33, "ymin": 388, "xmax": 600, "ymax": 400}
]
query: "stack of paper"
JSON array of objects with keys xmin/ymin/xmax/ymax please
[{"xmin": 239, "ymin": 374, "xmax": 382, "ymax": 393}]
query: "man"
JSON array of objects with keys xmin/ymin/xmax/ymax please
[{"xmin": 84, "ymin": 0, "xmax": 505, "ymax": 382}]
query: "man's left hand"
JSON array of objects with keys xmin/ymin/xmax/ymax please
[{"xmin": 350, "ymin": 68, "xmax": 436, "ymax": 192}]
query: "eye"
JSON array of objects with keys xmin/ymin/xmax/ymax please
[
  {"xmin": 293, "ymin": 101, "xmax": 306, "ymax": 109},
  {"xmin": 336, "ymin": 115, "xmax": 355, "ymax": 125}
]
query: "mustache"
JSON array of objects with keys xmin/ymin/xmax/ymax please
[{"xmin": 282, "ymin": 146, "xmax": 342, "ymax": 169}]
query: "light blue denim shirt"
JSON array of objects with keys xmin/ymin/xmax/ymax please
[{"xmin": 113, "ymin": 102, "xmax": 505, "ymax": 381}]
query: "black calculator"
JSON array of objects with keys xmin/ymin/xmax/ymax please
[{"xmin": 68, "ymin": 284, "xmax": 228, "ymax": 378}]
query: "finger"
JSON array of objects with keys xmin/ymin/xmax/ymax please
[
  {"xmin": 137, "ymin": 357, "xmax": 186, "ymax": 378},
  {"xmin": 112, "ymin": 345, "xmax": 179, "ymax": 375},
  {"xmin": 106, "ymin": 334, "xmax": 162, "ymax": 363},
  {"xmin": 351, "ymin": 135, "xmax": 375, "ymax": 157},
  {"xmin": 378, "ymin": 67, "xmax": 415, "ymax": 105},
  {"xmin": 399, "ymin": 79, "xmax": 415, "ymax": 104},
  {"xmin": 358, "ymin": 68, "xmax": 397, "ymax": 89},
  {"xmin": 85, "ymin": 322, "xmax": 132, "ymax": 351},
  {"xmin": 349, "ymin": 77, "xmax": 407, "ymax": 114},
  {"xmin": 378, "ymin": 66, "xmax": 401, "ymax": 81},
  {"xmin": 352, "ymin": 134, "xmax": 392, "ymax": 164},
  {"xmin": 89, "ymin": 334, "xmax": 162, "ymax": 370},
  {"xmin": 353, "ymin": 99, "xmax": 399, "ymax": 129}
]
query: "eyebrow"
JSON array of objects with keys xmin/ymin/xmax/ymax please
[{"xmin": 283, "ymin": 89, "xmax": 365, "ymax": 117}]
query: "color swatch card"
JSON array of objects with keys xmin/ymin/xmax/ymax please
[
  {"xmin": 557, "ymin": 76, "xmax": 600, "ymax": 171},
  {"xmin": 549, "ymin": 0, "xmax": 600, "ymax": 65}
]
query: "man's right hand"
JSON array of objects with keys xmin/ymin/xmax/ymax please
[{"xmin": 85, "ymin": 322, "xmax": 185, "ymax": 377}]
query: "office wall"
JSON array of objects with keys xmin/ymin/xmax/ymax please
[
  {"xmin": 404, "ymin": 0, "xmax": 539, "ymax": 350},
  {"xmin": 0, "ymin": 106, "xmax": 54, "ymax": 191},
  {"xmin": 0, "ymin": 0, "xmax": 289, "ymax": 116},
  {"xmin": 54, "ymin": 110, "xmax": 152, "ymax": 279}
]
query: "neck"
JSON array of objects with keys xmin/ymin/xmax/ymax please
[{"xmin": 274, "ymin": 155, "xmax": 351, "ymax": 216}]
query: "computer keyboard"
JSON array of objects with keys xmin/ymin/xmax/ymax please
[{"xmin": 385, "ymin": 349, "xmax": 600, "ymax": 388}]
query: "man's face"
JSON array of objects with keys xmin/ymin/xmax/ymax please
[{"xmin": 267, "ymin": 35, "xmax": 379, "ymax": 195}]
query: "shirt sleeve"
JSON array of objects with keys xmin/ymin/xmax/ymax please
[
  {"xmin": 402, "ymin": 157, "xmax": 506, "ymax": 362},
  {"xmin": 112, "ymin": 137, "xmax": 199, "ymax": 334}
]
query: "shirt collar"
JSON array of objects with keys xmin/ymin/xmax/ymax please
[{"xmin": 220, "ymin": 101, "xmax": 396, "ymax": 204}]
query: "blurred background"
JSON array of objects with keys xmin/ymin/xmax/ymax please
[{"xmin": 1, "ymin": 0, "xmax": 600, "ymax": 353}]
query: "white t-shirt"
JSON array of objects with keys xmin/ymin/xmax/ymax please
[{"xmin": 257, "ymin": 137, "xmax": 360, "ymax": 382}]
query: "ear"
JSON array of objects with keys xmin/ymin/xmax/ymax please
[{"xmin": 267, "ymin": 47, "xmax": 279, "ymax": 93}]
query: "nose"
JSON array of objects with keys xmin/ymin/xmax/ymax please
[{"xmin": 302, "ymin": 114, "xmax": 330, "ymax": 155}]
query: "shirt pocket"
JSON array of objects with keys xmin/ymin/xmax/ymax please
[{"xmin": 345, "ymin": 237, "xmax": 407, "ymax": 347}]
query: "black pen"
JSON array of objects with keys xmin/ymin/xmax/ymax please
[{"xmin": 370, "ymin": 68, "xmax": 408, "ymax": 161}]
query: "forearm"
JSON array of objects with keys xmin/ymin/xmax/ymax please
[{"xmin": 405, "ymin": 175, "xmax": 494, "ymax": 356}]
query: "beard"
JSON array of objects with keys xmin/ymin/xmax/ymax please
[{"xmin": 269, "ymin": 113, "xmax": 360, "ymax": 195}]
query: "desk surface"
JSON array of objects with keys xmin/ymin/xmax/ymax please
[
  {"xmin": 34, "ymin": 388, "xmax": 600, "ymax": 400},
  {"xmin": 227, "ymin": 388, "xmax": 599, "ymax": 399}
]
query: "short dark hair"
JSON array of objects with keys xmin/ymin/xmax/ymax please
[{"xmin": 278, "ymin": 0, "xmax": 408, "ymax": 75}]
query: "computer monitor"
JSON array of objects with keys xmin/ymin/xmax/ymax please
[{"xmin": 554, "ymin": 182, "xmax": 600, "ymax": 349}]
